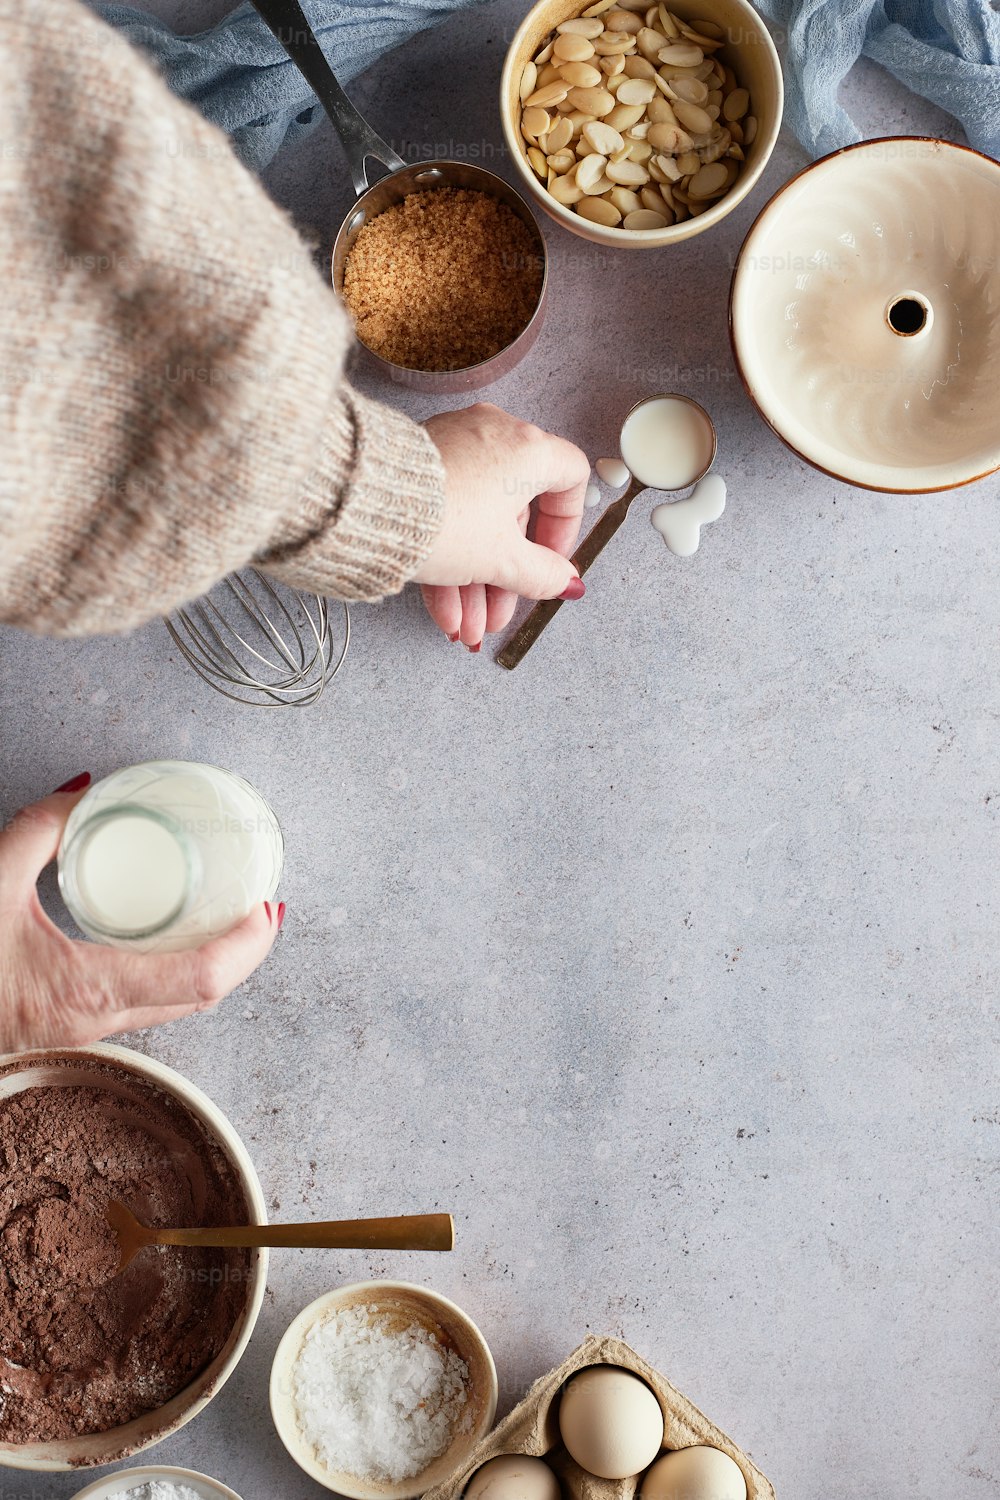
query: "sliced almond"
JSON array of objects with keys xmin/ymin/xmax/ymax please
[
  {"xmin": 581, "ymin": 0, "xmax": 617, "ymax": 14},
  {"xmin": 609, "ymin": 185, "xmax": 643, "ymax": 214},
  {"xmin": 636, "ymin": 26, "xmax": 668, "ymax": 58},
  {"xmin": 699, "ymin": 128, "xmax": 731, "ymax": 164},
  {"xmin": 522, "ymin": 106, "xmax": 552, "ymax": 139},
  {"xmin": 605, "ymin": 101, "xmax": 646, "ymax": 130},
  {"xmin": 546, "ymin": 148, "xmax": 576, "ymax": 173},
  {"xmin": 615, "ymin": 77, "xmax": 657, "ymax": 105},
  {"xmin": 537, "ymin": 62, "xmax": 565, "ymax": 87},
  {"xmin": 604, "ymin": 7, "xmax": 644, "ymax": 30},
  {"xmin": 743, "ymin": 114, "xmax": 758, "ymax": 144},
  {"xmin": 543, "ymin": 116, "xmax": 574, "ymax": 153},
  {"xmin": 556, "ymin": 33, "xmax": 598, "ymax": 62},
  {"xmin": 519, "ymin": 62, "xmax": 537, "ymax": 103},
  {"xmin": 606, "ymin": 157, "xmax": 649, "ymax": 184},
  {"xmin": 722, "ymin": 87, "xmax": 746, "ymax": 120},
  {"xmin": 592, "ymin": 31, "xmax": 634, "ymax": 53},
  {"xmin": 658, "ymin": 41, "xmax": 703, "ymax": 66},
  {"xmin": 567, "ymin": 84, "xmax": 616, "ymax": 116},
  {"xmin": 526, "ymin": 145, "xmax": 547, "ymax": 178},
  {"xmin": 627, "ymin": 118, "xmax": 651, "ymax": 138},
  {"xmin": 669, "ymin": 76, "xmax": 709, "ymax": 104},
  {"xmin": 627, "ymin": 138, "xmax": 653, "ymax": 162},
  {"xmin": 582, "ymin": 119, "xmax": 625, "ymax": 154},
  {"xmin": 575, "ymin": 152, "xmax": 609, "ymax": 191},
  {"xmin": 533, "ymin": 40, "xmax": 554, "ymax": 64},
  {"xmin": 672, "ymin": 99, "xmax": 712, "ymax": 133},
  {"xmin": 623, "ymin": 207, "xmax": 668, "ymax": 229},
  {"xmin": 726, "ymin": 142, "xmax": 745, "ymax": 162},
  {"xmin": 623, "ymin": 54, "xmax": 656, "ymax": 77},
  {"xmin": 557, "ymin": 15, "xmax": 605, "ymax": 35},
  {"xmin": 549, "ymin": 171, "xmax": 586, "ymax": 204},
  {"xmin": 675, "ymin": 149, "xmax": 701, "ymax": 175},
  {"xmin": 688, "ymin": 160, "xmax": 728, "ymax": 198},
  {"xmin": 576, "ymin": 195, "xmax": 623, "ymax": 225},
  {"xmin": 646, "ymin": 95, "xmax": 678, "ymax": 123},
  {"xmin": 599, "ymin": 54, "xmax": 626, "ymax": 75},
  {"xmin": 657, "ymin": 3, "xmax": 679, "ymax": 36},
  {"xmin": 558, "ymin": 60, "xmax": 604, "ymax": 87},
  {"xmin": 652, "ymin": 151, "xmax": 681, "ymax": 179},
  {"xmin": 525, "ymin": 82, "xmax": 570, "ymax": 108},
  {"xmin": 641, "ymin": 183, "xmax": 665, "ymax": 211}
]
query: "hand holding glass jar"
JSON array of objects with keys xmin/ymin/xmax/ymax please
[{"xmin": 0, "ymin": 771, "xmax": 284, "ymax": 1053}]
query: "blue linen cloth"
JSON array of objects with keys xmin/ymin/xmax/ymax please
[
  {"xmin": 93, "ymin": 0, "xmax": 1000, "ymax": 168},
  {"xmin": 756, "ymin": 0, "xmax": 1000, "ymax": 160},
  {"xmin": 93, "ymin": 0, "xmax": 489, "ymax": 171}
]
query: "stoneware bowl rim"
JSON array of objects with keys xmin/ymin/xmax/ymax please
[
  {"xmin": 269, "ymin": 1279, "xmax": 499, "ymax": 1500},
  {"xmin": 728, "ymin": 134, "xmax": 1000, "ymax": 493},
  {"xmin": 0, "ymin": 1042, "xmax": 268, "ymax": 1473},
  {"xmin": 68, "ymin": 1463, "xmax": 244, "ymax": 1500}
]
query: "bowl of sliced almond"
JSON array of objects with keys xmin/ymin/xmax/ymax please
[{"xmin": 501, "ymin": 0, "xmax": 782, "ymax": 247}]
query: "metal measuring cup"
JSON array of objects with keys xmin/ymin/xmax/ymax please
[{"xmin": 252, "ymin": 0, "xmax": 548, "ymax": 393}]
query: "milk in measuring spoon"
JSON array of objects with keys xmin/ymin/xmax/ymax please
[
  {"xmin": 58, "ymin": 760, "xmax": 283, "ymax": 953},
  {"xmin": 619, "ymin": 396, "xmax": 715, "ymax": 490}
]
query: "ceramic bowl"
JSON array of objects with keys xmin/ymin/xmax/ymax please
[
  {"xmin": 0, "ymin": 1044, "xmax": 267, "ymax": 1472},
  {"xmin": 70, "ymin": 1465, "xmax": 243, "ymax": 1500},
  {"xmin": 500, "ymin": 0, "xmax": 783, "ymax": 249},
  {"xmin": 270, "ymin": 1280, "xmax": 498, "ymax": 1499},
  {"xmin": 729, "ymin": 136, "xmax": 1000, "ymax": 492}
]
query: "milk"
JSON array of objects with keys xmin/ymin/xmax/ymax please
[
  {"xmin": 58, "ymin": 761, "xmax": 283, "ymax": 952},
  {"xmin": 74, "ymin": 814, "xmax": 191, "ymax": 933},
  {"xmin": 619, "ymin": 396, "xmax": 715, "ymax": 490}
]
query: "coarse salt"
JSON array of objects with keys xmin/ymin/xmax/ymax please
[{"xmin": 293, "ymin": 1303, "xmax": 472, "ymax": 1483}]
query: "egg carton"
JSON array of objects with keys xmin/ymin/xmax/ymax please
[{"xmin": 424, "ymin": 1335, "xmax": 775, "ymax": 1500}]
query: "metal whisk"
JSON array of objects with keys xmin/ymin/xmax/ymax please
[{"xmin": 165, "ymin": 569, "xmax": 350, "ymax": 708}]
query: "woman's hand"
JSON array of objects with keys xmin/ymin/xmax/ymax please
[
  {"xmin": 418, "ymin": 404, "xmax": 590, "ymax": 649},
  {"xmin": 0, "ymin": 776, "xmax": 283, "ymax": 1053}
]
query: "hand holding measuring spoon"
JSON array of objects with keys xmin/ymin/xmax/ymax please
[{"xmin": 497, "ymin": 394, "xmax": 718, "ymax": 670}]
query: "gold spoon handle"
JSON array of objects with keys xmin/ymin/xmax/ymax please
[
  {"xmin": 496, "ymin": 478, "xmax": 645, "ymax": 670},
  {"xmin": 152, "ymin": 1213, "xmax": 454, "ymax": 1252}
]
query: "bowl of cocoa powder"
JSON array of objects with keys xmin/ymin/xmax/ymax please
[{"xmin": 0, "ymin": 1045, "xmax": 267, "ymax": 1472}]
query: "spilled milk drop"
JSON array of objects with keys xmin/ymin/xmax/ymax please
[{"xmin": 651, "ymin": 474, "xmax": 727, "ymax": 556}]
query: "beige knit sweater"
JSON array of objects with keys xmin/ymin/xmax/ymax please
[{"xmin": 0, "ymin": 0, "xmax": 445, "ymax": 637}]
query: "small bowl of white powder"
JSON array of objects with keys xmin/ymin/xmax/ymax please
[
  {"xmin": 270, "ymin": 1281, "xmax": 498, "ymax": 1499},
  {"xmin": 69, "ymin": 1466, "xmax": 243, "ymax": 1499}
]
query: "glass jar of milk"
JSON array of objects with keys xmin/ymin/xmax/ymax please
[{"xmin": 58, "ymin": 761, "xmax": 283, "ymax": 953}]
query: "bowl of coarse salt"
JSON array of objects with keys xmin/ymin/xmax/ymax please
[
  {"xmin": 270, "ymin": 1281, "xmax": 498, "ymax": 1499},
  {"xmin": 69, "ymin": 1466, "xmax": 243, "ymax": 1499}
]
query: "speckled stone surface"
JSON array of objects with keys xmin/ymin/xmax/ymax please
[{"xmin": 2, "ymin": 4, "xmax": 998, "ymax": 1499}]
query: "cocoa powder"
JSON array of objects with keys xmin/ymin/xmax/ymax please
[{"xmin": 0, "ymin": 1057, "xmax": 251, "ymax": 1443}]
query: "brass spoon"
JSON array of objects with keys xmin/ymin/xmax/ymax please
[
  {"xmin": 106, "ymin": 1201, "xmax": 454, "ymax": 1276},
  {"xmin": 497, "ymin": 393, "xmax": 717, "ymax": 670}
]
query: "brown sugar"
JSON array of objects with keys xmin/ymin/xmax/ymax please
[{"xmin": 342, "ymin": 188, "xmax": 544, "ymax": 371}]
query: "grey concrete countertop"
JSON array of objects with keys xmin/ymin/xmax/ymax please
[{"xmin": 2, "ymin": 3, "xmax": 998, "ymax": 1498}]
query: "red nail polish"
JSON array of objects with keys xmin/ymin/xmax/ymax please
[
  {"xmin": 559, "ymin": 577, "xmax": 586, "ymax": 601},
  {"xmin": 264, "ymin": 901, "xmax": 273, "ymax": 924},
  {"xmin": 276, "ymin": 902, "xmax": 286, "ymax": 930},
  {"xmin": 447, "ymin": 632, "xmax": 460, "ymax": 643},
  {"xmin": 54, "ymin": 772, "xmax": 91, "ymax": 794},
  {"xmin": 468, "ymin": 642, "xmax": 482, "ymax": 654}
]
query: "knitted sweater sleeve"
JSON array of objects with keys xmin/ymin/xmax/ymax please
[{"xmin": 0, "ymin": 0, "xmax": 445, "ymax": 636}]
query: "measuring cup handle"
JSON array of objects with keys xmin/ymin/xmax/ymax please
[{"xmin": 250, "ymin": 0, "xmax": 405, "ymax": 196}]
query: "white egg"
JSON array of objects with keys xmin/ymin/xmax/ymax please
[
  {"xmin": 643, "ymin": 1445, "xmax": 748, "ymax": 1500},
  {"xmin": 464, "ymin": 1454, "xmax": 561, "ymax": 1500},
  {"xmin": 558, "ymin": 1365, "xmax": 664, "ymax": 1479}
]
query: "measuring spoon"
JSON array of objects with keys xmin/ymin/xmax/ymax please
[{"xmin": 496, "ymin": 393, "xmax": 717, "ymax": 670}]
